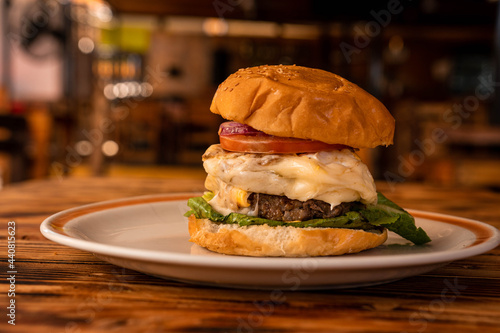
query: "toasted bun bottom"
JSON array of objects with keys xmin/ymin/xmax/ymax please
[{"xmin": 188, "ymin": 215, "xmax": 387, "ymax": 257}]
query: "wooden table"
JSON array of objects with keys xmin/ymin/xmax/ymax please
[{"xmin": 1, "ymin": 177, "xmax": 499, "ymax": 332}]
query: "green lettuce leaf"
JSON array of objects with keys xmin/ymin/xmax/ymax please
[
  {"xmin": 226, "ymin": 211, "xmax": 380, "ymax": 231},
  {"xmin": 184, "ymin": 196, "xmax": 224, "ymax": 221},
  {"xmin": 185, "ymin": 192, "xmax": 431, "ymax": 245},
  {"xmin": 360, "ymin": 193, "xmax": 431, "ymax": 245},
  {"xmin": 185, "ymin": 196, "xmax": 380, "ymax": 231}
]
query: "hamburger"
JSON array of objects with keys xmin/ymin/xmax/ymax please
[{"xmin": 185, "ymin": 65, "xmax": 430, "ymax": 257}]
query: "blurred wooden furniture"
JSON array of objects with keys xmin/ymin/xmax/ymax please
[
  {"xmin": 445, "ymin": 126, "xmax": 500, "ymax": 187},
  {"xmin": 113, "ymin": 97, "xmax": 220, "ymax": 166},
  {"xmin": 0, "ymin": 114, "xmax": 30, "ymax": 183},
  {"xmin": 0, "ymin": 104, "xmax": 53, "ymax": 184},
  {"xmin": 1, "ymin": 177, "xmax": 499, "ymax": 332},
  {"xmin": 390, "ymin": 100, "xmax": 500, "ymax": 187},
  {"xmin": 25, "ymin": 104, "xmax": 52, "ymax": 179}
]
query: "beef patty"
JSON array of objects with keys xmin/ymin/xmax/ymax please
[{"xmin": 248, "ymin": 193, "xmax": 358, "ymax": 222}]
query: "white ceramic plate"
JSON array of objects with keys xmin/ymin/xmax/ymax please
[{"xmin": 40, "ymin": 193, "xmax": 500, "ymax": 290}]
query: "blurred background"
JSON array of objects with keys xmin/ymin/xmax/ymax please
[{"xmin": 1, "ymin": 0, "xmax": 500, "ymax": 189}]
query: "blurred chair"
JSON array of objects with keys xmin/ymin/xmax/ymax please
[{"xmin": 0, "ymin": 115, "xmax": 30, "ymax": 183}]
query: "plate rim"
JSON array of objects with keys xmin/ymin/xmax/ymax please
[{"xmin": 40, "ymin": 193, "xmax": 500, "ymax": 270}]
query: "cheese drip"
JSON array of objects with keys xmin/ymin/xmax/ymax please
[
  {"xmin": 202, "ymin": 144, "xmax": 377, "ymax": 214},
  {"xmin": 205, "ymin": 175, "xmax": 256, "ymax": 216}
]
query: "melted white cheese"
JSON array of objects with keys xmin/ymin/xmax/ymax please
[
  {"xmin": 205, "ymin": 175, "xmax": 258, "ymax": 216},
  {"xmin": 202, "ymin": 144, "xmax": 377, "ymax": 214}
]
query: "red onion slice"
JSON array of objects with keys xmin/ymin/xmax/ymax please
[{"xmin": 218, "ymin": 121, "xmax": 267, "ymax": 136}]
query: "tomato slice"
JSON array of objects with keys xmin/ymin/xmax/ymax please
[
  {"xmin": 219, "ymin": 134, "xmax": 349, "ymax": 153},
  {"xmin": 217, "ymin": 121, "xmax": 350, "ymax": 153}
]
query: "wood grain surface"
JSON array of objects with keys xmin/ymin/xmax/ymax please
[{"xmin": 1, "ymin": 177, "xmax": 499, "ymax": 333}]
